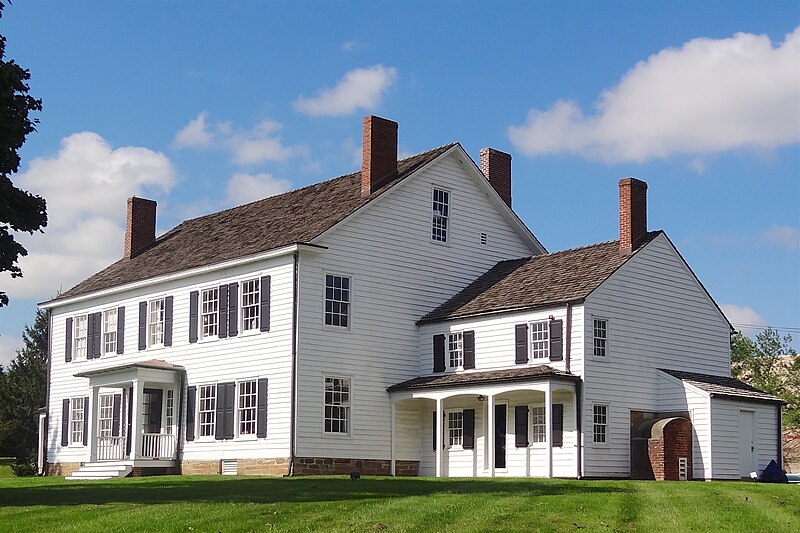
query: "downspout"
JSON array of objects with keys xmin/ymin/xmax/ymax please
[
  {"xmin": 41, "ymin": 309, "xmax": 53, "ymax": 476},
  {"xmin": 286, "ymin": 251, "xmax": 300, "ymax": 476},
  {"xmin": 576, "ymin": 379, "xmax": 583, "ymax": 479},
  {"xmin": 565, "ymin": 303, "xmax": 572, "ymax": 373},
  {"xmin": 176, "ymin": 369, "xmax": 186, "ymax": 472},
  {"xmin": 777, "ymin": 405, "xmax": 783, "ymax": 471}
]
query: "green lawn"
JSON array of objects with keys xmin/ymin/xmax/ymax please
[
  {"xmin": 0, "ymin": 457, "xmax": 14, "ymax": 478},
  {"xmin": 0, "ymin": 475, "xmax": 796, "ymax": 532}
]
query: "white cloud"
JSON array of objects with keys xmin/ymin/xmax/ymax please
[
  {"xmin": 721, "ymin": 304, "xmax": 768, "ymax": 335},
  {"xmin": 225, "ymin": 172, "xmax": 292, "ymax": 206},
  {"xmin": 762, "ymin": 224, "xmax": 800, "ymax": 251},
  {"xmin": 1, "ymin": 132, "xmax": 176, "ymax": 300},
  {"xmin": 293, "ymin": 65, "xmax": 397, "ymax": 117},
  {"xmin": 509, "ymin": 28, "xmax": 800, "ymax": 163},
  {"xmin": 0, "ymin": 333, "xmax": 21, "ymax": 369},
  {"xmin": 173, "ymin": 111, "xmax": 214, "ymax": 148}
]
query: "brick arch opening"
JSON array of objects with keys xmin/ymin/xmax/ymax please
[{"xmin": 631, "ymin": 416, "xmax": 692, "ymax": 480}]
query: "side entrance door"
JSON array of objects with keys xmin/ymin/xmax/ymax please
[
  {"xmin": 495, "ymin": 404, "xmax": 507, "ymax": 469},
  {"xmin": 738, "ymin": 410, "xmax": 756, "ymax": 478}
]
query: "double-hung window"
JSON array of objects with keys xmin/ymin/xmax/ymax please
[
  {"xmin": 70, "ymin": 397, "xmax": 85, "ymax": 445},
  {"xmin": 447, "ymin": 411, "xmax": 463, "ymax": 447},
  {"xmin": 198, "ymin": 385, "xmax": 216, "ymax": 438},
  {"xmin": 148, "ymin": 298, "xmax": 165, "ymax": 346},
  {"xmin": 73, "ymin": 315, "xmax": 88, "ymax": 361},
  {"xmin": 165, "ymin": 390, "xmax": 174, "ymax": 435},
  {"xmin": 530, "ymin": 321, "xmax": 549, "ymax": 359},
  {"xmin": 593, "ymin": 405, "xmax": 608, "ymax": 443},
  {"xmin": 324, "ymin": 376, "xmax": 350, "ymax": 434},
  {"xmin": 448, "ymin": 332, "xmax": 463, "ymax": 368},
  {"xmin": 103, "ymin": 308, "xmax": 117, "ymax": 355},
  {"xmin": 238, "ymin": 380, "xmax": 257, "ymax": 436},
  {"xmin": 431, "ymin": 187, "xmax": 450, "ymax": 243},
  {"xmin": 98, "ymin": 394, "xmax": 113, "ymax": 438},
  {"xmin": 201, "ymin": 288, "xmax": 219, "ymax": 339},
  {"xmin": 593, "ymin": 318, "xmax": 608, "ymax": 357},
  {"xmin": 241, "ymin": 278, "xmax": 260, "ymax": 332},
  {"xmin": 324, "ymin": 274, "xmax": 350, "ymax": 328},
  {"xmin": 531, "ymin": 406, "xmax": 546, "ymax": 443}
]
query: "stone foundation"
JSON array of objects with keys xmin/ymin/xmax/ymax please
[
  {"xmin": 45, "ymin": 462, "xmax": 81, "ymax": 476},
  {"xmin": 181, "ymin": 458, "xmax": 290, "ymax": 476},
  {"xmin": 292, "ymin": 457, "xmax": 419, "ymax": 476},
  {"xmin": 131, "ymin": 466, "xmax": 180, "ymax": 477}
]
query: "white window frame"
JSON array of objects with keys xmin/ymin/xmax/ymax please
[
  {"xmin": 237, "ymin": 379, "xmax": 258, "ymax": 438},
  {"xmin": 148, "ymin": 298, "xmax": 165, "ymax": 348},
  {"xmin": 592, "ymin": 404, "xmax": 609, "ymax": 444},
  {"xmin": 446, "ymin": 410, "xmax": 464, "ymax": 449},
  {"xmin": 323, "ymin": 374, "xmax": 351, "ymax": 437},
  {"xmin": 69, "ymin": 397, "xmax": 85, "ymax": 446},
  {"xmin": 200, "ymin": 287, "xmax": 219, "ymax": 340},
  {"xmin": 530, "ymin": 405, "xmax": 546, "ymax": 444},
  {"xmin": 198, "ymin": 384, "xmax": 216, "ymax": 439},
  {"xmin": 323, "ymin": 273, "xmax": 351, "ymax": 330},
  {"xmin": 240, "ymin": 278, "xmax": 261, "ymax": 333},
  {"xmin": 431, "ymin": 186, "xmax": 451, "ymax": 244},
  {"xmin": 447, "ymin": 331, "xmax": 464, "ymax": 369},
  {"xmin": 593, "ymin": 317, "xmax": 608, "ymax": 358},
  {"xmin": 97, "ymin": 393, "xmax": 114, "ymax": 438},
  {"xmin": 165, "ymin": 389, "xmax": 175, "ymax": 435},
  {"xmin": 73, "ymin": 314, "xmax": 88, "ymax": 361},
  {"xmin": 529, "ymin": 320, "xmax": 549, "ymax": 360},
  {"xmin": 102, "ymin": 308, "xmax": 118, "ymax": 356}
]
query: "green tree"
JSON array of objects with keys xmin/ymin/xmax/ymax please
[
  {"xmin": 731, "ymin": 328, "xmax": 799, "ymax": 428},
  {"xmin": 0, "ymin": 1, "xmax": 47, "ymax": 307},
  {"xmin": 0, "ymin": 309, "xmax": 48, "ymax": 472}
]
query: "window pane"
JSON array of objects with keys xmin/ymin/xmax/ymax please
[
  {"xmin": 324, "ymin": 377, "xmax": 350, "ymax": 434},
  {"xmin": 324, "ymin": 275, "xmax": 351, "ymax": 328}
]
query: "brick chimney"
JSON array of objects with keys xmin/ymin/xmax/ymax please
[
  {"xmin": 361, "ymin": 115, "xmax": 398, "ymax": 197},
  {"xmin": 124, "ymin": 196, "xmax": 157, "ymax": 259},
  {"xmin": 479, "ymin": 148, "xmax": 512, "ymax": 208},
  {"xmin": 619, "ymin": 177, "xmax": 648, "ymax": 253}
]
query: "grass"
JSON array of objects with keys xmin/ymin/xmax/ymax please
[
  {"xmin": 0, "ymin": 457, "xmax": 14, "ymax": 478},
  {"xmin": 0, "ymin": 475, "xmax": 797, "ymax": 532}
]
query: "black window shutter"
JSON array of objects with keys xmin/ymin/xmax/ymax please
[
  {"xmin": 93, "ymin": 312, "xmax": 102, "ymax": 357},
  {"xmin": 61, "ymin": 398, "xmax": 70, "ymax": 446},
  {"xmin": 256, "ymin": 378, "xmax": 268, "ymax": 438},
  {"xmin": 463, "ymin": 330, "xmax": 476, "ymax": 369},
  {"xmin": 186, "ymin": 386, "xmax": 196, "ymax": 442},
  {"xmin": 549, "ymin": 319, "xmax": 563, "ymax": 362},
  {"xmin": 463, "ymin": 409, "xmax": 475, "ymax": 450},
  {"xmin": 224, "ymin": 382, "xmax": 235, "ymax": 439},
  {"xmin": 82, "ymin": 396, "xmax": 89, "ymax": 446},
  {"xmin": 515, "ymin": 324, "xmax": 529, "ymax": 364},
  {"xmin": 164, "ymin": 296, "xmax": 174, "ymax": 347},
  {"xmin": 86, "ymin": 314, "xmax": 95, "ymax": 359},
  {"xmin": 218, "ymin": 284, "xmax": 229, "ymax": 339},
  {"xmin": 260, "ymin": 275, "xmax": 271, "ymax": 332},
  {"xmin": 432, "ymin": 411, "xmax": 437, "ymax": 450},
  {"xmin": 433, "ymin": 334, "xmax": 446, "ymax": 372},
  {"xmin": 138, "ymin": 301, "xmax": 147, "ymax": 350},
  {"xmin": 112, "ymin": 394, "xmax": 122, "ymax": 437},
  {"xmin": 228, "ymin": 282, "xmax": 239, "ymax": 337},
  {"xmin": 216, "ymin": 382, "xmax": 234, "ymax": 440},
  {"xmin": 552, "ymin": 403, "xmax": 564, "ymax": 447},
  {"xmin": 189, "ymin": 291, "xmax": 199, "ymax": 343},
  {"xmin": 515, "ymin": 405, "xmax": 529, "ymax": 447},
  {"xmin": 116, "ymin": 306, "xmax": 125, "ymax": 354},
  {"xmin": 65, "ymin": 318, "xmax": 73, "ymax": 362}
]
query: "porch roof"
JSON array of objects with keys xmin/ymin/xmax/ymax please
[
  {"xmin": 74, "ymin": 359, "xmax": 184, "ymax": 378},
  {"xmin": 387, "ymin": 365, "xmax": 579, "ymax": 392},
  {"xmin": 658, "ymin": 368, "xmax": 785, "ymax": 404}
]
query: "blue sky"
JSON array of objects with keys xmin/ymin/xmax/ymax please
[{"xmin": 1, "ymin": 1, "xmax": 798, "ymax": 365}]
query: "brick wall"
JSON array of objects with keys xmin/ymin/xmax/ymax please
[
  {"xmin": 618, "ymin": 178, "xmax": 647, "ymax": 252},
  {"xmin": 479, "ymin": 148, "xmax": 512, "ymax": 208},
  {"xmin": 124, "ymin": 196, "xmax": 157, "ymax": 258},
  {"xmin": 361, "ymin": 116, "xmax": 398, "ymax": 197}
]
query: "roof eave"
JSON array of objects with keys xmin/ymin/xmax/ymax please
[{"xmin": 416, "ymin": 298, "xmax": 585, "ymax": 325}]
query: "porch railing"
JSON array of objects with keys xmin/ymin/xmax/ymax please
[
  {"xmin": 96, "ymin": 436, "xmax": 125, "ymax": 461},
  {"xmin": 140, "ymin": 433, "xmax": 177, "ymax": 460}
]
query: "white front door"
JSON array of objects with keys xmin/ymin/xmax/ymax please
[{"xmin": 739, "ymin": 410, "xmax": 756, "ymax": 477}]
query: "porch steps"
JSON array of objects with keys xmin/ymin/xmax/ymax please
[{"xmin": 65, "ymin": 461, "xmax": 133, "ymax": 480}]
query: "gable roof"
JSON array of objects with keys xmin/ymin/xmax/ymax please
[
  {"xmin": 659, "ymin": 368, "xmax": 784, "ymax": 404},
  {"xmin": 53, "ymin": 144, "xmax": 456, "ymax": 302},
  {"xmin": 419, "ymin": 231, "xmax": 661, "ymax": 323}
]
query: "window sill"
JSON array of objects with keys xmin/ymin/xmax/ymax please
[
  {"xmin": 236, "ymin": 434, "xmax": 258, "ymax": 441},
  {"xmin": 147, "ymin": 344, "xmax": 165, "ymax": 351},
  {"xmin": 198, "ymin": 336, "xmax": 220, "ymax": 344},
  {"xmin": 429, "ymin": 238, "xmax": 451, "ymax": 247},
  {"xmin": 322, "ymin": 324, "xmax": 352, "ymax": 333},
  {"xmin": 239, "ymin": 328, "xmax": 261, "ymax": 337},
  {"xmin": 322, "ymin": 431, "xmax": 352, "ymax": 439}
]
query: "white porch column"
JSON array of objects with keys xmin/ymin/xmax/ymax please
[
  {"xmin": 488, "ymin": 394, "xmax": 495, "ymax": 478},
  {"xmin": 545, "ymin": 383, "xmax": 553, "ymax": 478},
  {"xmin": 435, "ymin": 398, "xmax": 443, "ymax": 478},
  {"xmin": 129, "ymin": 379, "xmax": 142, "ymax": 460},
  {"xmin": 89, "ymin": 387, "xmax": 100, "ymax": 461},
  {"xmin": 390, "ymin": 400, "xmax": 396, "ymax": 476}
]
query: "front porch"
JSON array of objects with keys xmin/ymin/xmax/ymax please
[
  {"xmin": 388, "ymin": 366, "xmax": 582, "ymax": 478},
  {"xmin": 75, "ymin": 360, "xmax": 184, "ymax": 469}
]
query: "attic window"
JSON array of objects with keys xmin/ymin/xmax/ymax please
[{"xmin": 431, "ymin": 187, "xmax": 450, "ymax": 243}]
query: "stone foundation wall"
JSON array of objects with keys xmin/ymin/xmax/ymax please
[
  {"xmin": 45, "ymin": 462, "xmax": 81, "ymax": 476},
  {"xmin": 131, "ymin": 466, "xmax": 180, "ymax": 477},
  {"xmin": 293, "ymin": 457, "xmax": 419, "ymax": 476},
  {"xmin": 181, "ymin": 458, "xmax": 290, "ymax": 476}
]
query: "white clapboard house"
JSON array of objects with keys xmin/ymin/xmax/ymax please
[{"xmin": 38, "ymin": 116, "xmax": 784, "ymax": 480}]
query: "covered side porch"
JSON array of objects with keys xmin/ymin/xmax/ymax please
[
  {"xmin": 388, "ymin": 366, "xmax": 582, "ymax": 478},
  {"xmin": 74, "ymin": 359, "xmax": 184, "ymax": 468}
]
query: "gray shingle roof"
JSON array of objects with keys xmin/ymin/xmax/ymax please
[
  {"xmin": 387, "ymin": 365, "xmax": 579, "ymax": 392},
  {"xmin": 55, "ymin": 144, "xmax": 455, "ymax": 301},
  {"xmin": 659, "ymin": 368, "xmax": 784, "ymax": 404},
  {"xmin": 419, "ymin": 231, "xmax": 661, "ymax": 323}
]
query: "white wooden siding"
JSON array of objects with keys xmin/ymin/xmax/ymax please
[
  {"xmin": 710, "ymin": 398, "xmax": 779, "ymax": 479},
  {"xmin": 657, "ymin": 373, "xmax": 712, "ymax": 479},
  {"xmin": 295, "ymin": 152, "xmax": 536, "ymax": 460},
  {"xmin": 46, "ymin": 255, "xmax": 295, "ymax": 464},
  {"xmin": 581, "ymin": 233, "xmax": 732, "ymax": 477}
]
